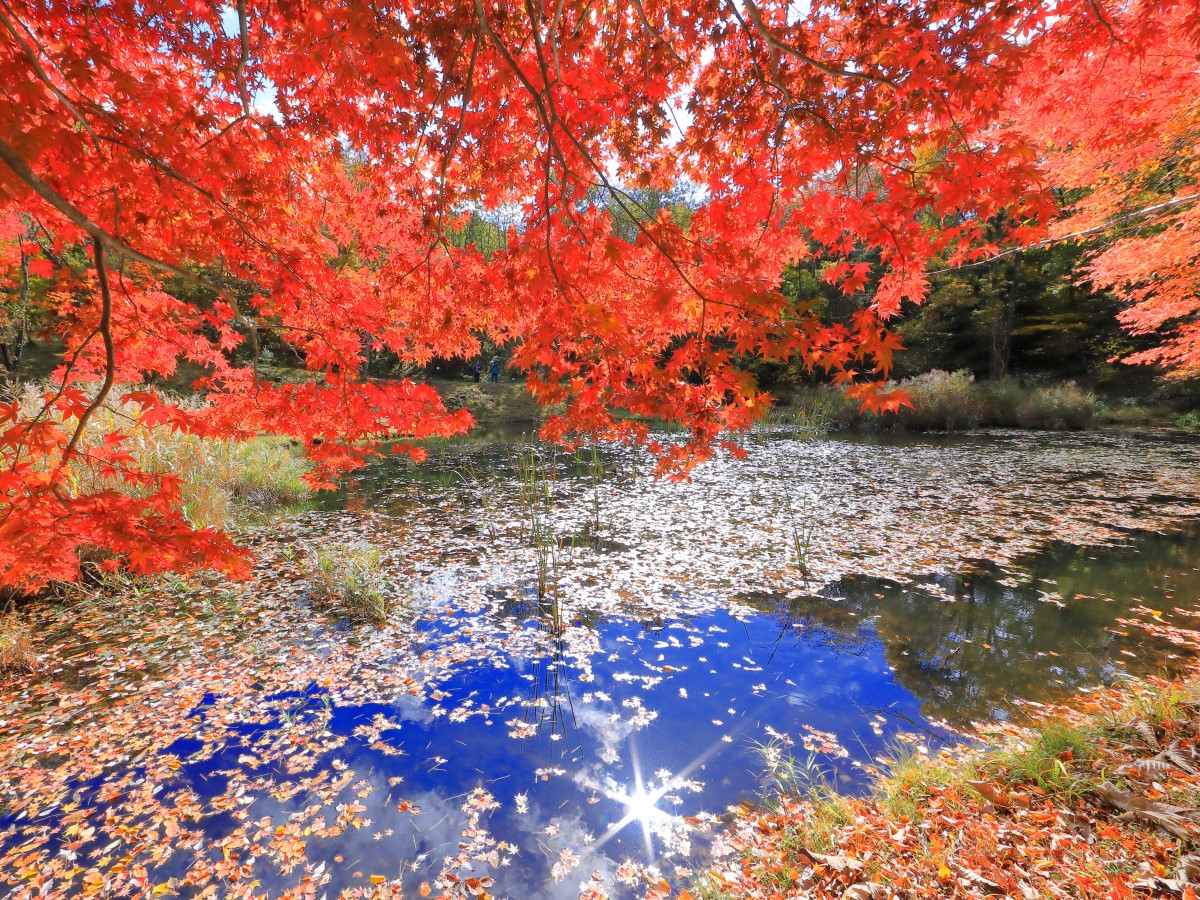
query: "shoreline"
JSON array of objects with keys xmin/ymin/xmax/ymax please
[{"xmin": 689, "ymin": 628, "xmax": 1200, "ymax": 899}]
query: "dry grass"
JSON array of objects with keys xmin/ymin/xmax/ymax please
[
  {"xmin": 787, "ymin": 371, "xmax": 1100, "ymax": 432},
  {"xmin": 13, "ymin": 383, "xmax": 311, "ymax": 529},
  {"xmin": 0, "ymin": 612, "xmax": 38, "ymax": 676}
]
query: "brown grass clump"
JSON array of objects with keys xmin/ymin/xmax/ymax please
[{"xmin": 0, "ymin": 612, "xmax": 38, "ymax": 676}]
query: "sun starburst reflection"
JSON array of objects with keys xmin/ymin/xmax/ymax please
[{"xmin": 592, "ymin": 731, "xmax": 732, "ymax": 861}]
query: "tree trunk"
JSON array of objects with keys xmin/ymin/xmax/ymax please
[{"xmin": 1, "ymin": 246, "xmax": 30, "ymax": 375}]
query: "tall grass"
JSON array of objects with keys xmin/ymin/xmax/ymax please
[
  {"xmin": 750, "ymin": 737, "xmax": 853, "ymax": 855},
  {"xmin": 788, "ymin": 370, "xmax": 1099, "ymax": 432},
  {"xmin": 516, "ymin": 443, "xmax": 562, "ymax": 610},
  {"xmin": 14, "ymin": 384, "xmax": 310, "ymax": 529}
]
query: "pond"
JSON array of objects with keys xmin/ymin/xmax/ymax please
[{"xmin": 3, "ymin": 429, "xmax": 1200, "ymax": 899}]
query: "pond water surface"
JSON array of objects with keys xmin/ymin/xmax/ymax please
[{"xmin": 3, "ymin": 429, "xmax": 1200, "ymax": 899}]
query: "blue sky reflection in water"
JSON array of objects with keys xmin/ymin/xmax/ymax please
[{"xmin": 3, "ymin": 431, "xmax": 1200, "ymax": 899}]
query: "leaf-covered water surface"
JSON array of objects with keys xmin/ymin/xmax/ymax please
[{"xmin": 3, "ymin": 430, "xmax": 1200, "ymax": 899}]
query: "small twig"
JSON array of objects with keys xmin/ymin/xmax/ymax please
[{"xmin": 740, "ymin": 0, "xmax": 899, "ymax": 90}]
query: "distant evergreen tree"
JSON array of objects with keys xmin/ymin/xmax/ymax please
[{"xmin": 447, "ymin": 210, "xmax": 506, "ymax": 258}]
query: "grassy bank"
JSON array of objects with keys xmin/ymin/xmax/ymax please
[
  {"xmin": 433, "ymin": 377, "xmax": 542, "ymax": 426},
  {"xmin": 694, "ymin": 666, "xmax": 1200, "ymax": 899}
]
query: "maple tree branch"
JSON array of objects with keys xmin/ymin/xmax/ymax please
[
  {"xmin": 476, "ymin": 0, "xmax": 563, "ymax": 166},
  {"xmin": 234, "ymin": 0, "xmax": 253, "ymax": 113},
  {"xmin": 738, "ymin": 0, "xmax": 899, "ymax": 90},
  {"xmin": 626, "ymin": 0, "xmax": 686, "ymax": 65},
  {"xmin": 726, "ymin": 1, "xmax": 794, "ymax": 105},
  {"xmin": 0, "ymin": 1, "xmax": 100, "ymax": 150},
  {"xmin": 0, "ymin": 136, "xmax": 221, "ymax": 291},
  {"xmin": 1087, "ymin": 0, "xmax": 1122, "ymax": 45},
  {"xmin": 927, "ymin": 192, "xmax": 1200, "ymax": 275},
  {"xmin": 61, "ymin": 238, "xmax": 116, "ymax": 463},
  {"xmin": 0, "ymin": 136, "xmax": 273, "ymax": 359},
  {"xmin": 505, "ymin": 0, "xmax": 716, "ymax": 337},
  {"xmin": 198, "ymin": 112, "xmax": 251, "ymax": 149},
  {"xmin": 435, "ymin": 15, "xmax": 483, "ymax": 237},
  {"xmin": 92, "ymin": 132, "xmax": 317, "ymax": 294},
  {"xmin": 502, "ymin": 7, "xmax": 709, "ymax": 296}
]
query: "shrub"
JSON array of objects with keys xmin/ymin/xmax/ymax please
[
  {"xmin": 976, "ymin": 380, "xmax": 1026, "ymax": 426},
  {"xmin": 784, "ymin": 373, "xmax": 1100, "ymax": 433},
  {"xmin": 893, "ymin": 369, "xmax": 984, "ymax": 430},
  {"xmin": 1172, "ymin": 409, "xmax": 1200, "ymax": 430},
  {"xmin": 301, "ymin": 544, "xmax": 395, "ymax": 623},
  {"xmin": 1012, "ymin": 382, "xmax": 1097, "ymax": 430}
]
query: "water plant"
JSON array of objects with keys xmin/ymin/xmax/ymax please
[
  {"xmin": 301, "ymin": 543, "xmax": 395, "ymax": 624},
  {"xmin": 751, "ymin": 737, "xmax": 831, "ymax": 801},
  {"xmin": 448, "ymin": 464, "xmax": 499, "ymax": 540},
  {"xmin": 571, "ymin": 441, "xmax": 609, "ymax": 542},
  {"xmin": 792, "ymin": 391, "xmax": 857, "ymax": 436},
  {"xmin": 516, "ymin": 443, "xmax": 562, "ymax": 606},
  {"xmin": 1010, "ymin": 381, "xmax": 1098, "ymax": 430}
]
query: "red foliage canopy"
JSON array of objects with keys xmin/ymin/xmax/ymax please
[
  {"xmin": 1006, "ymin": 0, "xmax": 1200, "ymax": 376},
  {"xmin": 0, "ymin": 0, "xmax": 1190, "ymax": 589}
]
